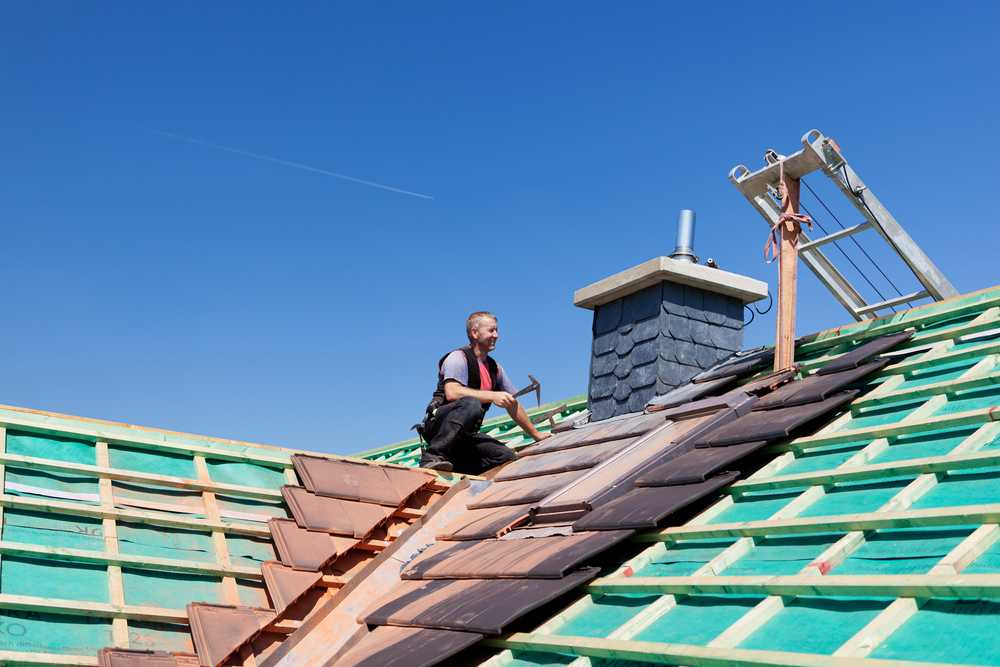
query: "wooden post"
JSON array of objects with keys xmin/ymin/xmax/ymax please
[{"xmin": 775, "ymin": 174, "xmax": 801, "ymax": 371}]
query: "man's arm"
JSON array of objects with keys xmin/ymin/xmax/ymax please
[
  {"xmin": 443, "ymin": 380, "xmax": 516, "ymax": 408},
  {"xmin": 443, "ymin": 381, "xmax": 549, "ymax": 442},
  {"xmin": 506, "ymin": 401, "xmax": 550, "ymax": 442}
]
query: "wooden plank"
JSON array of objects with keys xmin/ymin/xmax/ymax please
[
  {"xmin": 96, "ymin": 442, "xmax": 129, "ymax": 648},
  {"xmin": 832, "ymin": 597, "xmax": 925, "ymax": 659},
  {"xmin": 0, "ymin": 652, "xmax": 97, "ymax": 666},
  {"xmin": 773, "ymin": 174, "xmax": 802, "ymax": 371},
  {"xmin": 636, "ymin": 503, "xmax": 1000, "ymax": 541},
  {"xmin": 0, "ymin": 414, "xmax": 293, "ymax": 468},
  {"xmin": 195, "ymin": 456, "xmax": 242, "ymax": 605},
  {"xmin": 852, "ymin": 360, "xmax": 1000, "ymax": 408},
  {"xmin": 929, "ymin": 524, "xmax": 1000, "ymax": 576},
  {"xmin": 0, "ymin": 539, "xmax": 261, "ymax": 577},
  {"xmin": 0, "ymin": 452, "xmax": 284, "ymax": 499},
  {"xmin": 0, "ymin": 592, "xmax": 189, "ymax": 624},
  {"xmin": 481, "ymin": 632, "xmax": 964, "ymax": 667},
  {"xmin": 727, "ymin": 446, "xmax": 1000, "ymax": 494},
  {"xmin": 0, "ymin": 492, "xmax": 271, "ymax": 537},
  {"xmin": 834, "ymin": 524, "xmax": 1000, "ymax": 658},
  {"xmin": 584, "ymin": 573, "xmax": 1000, "ymax": 599},
  {"xmin": 795, "ymin": 289, "xmax": 1000, "ymax": 354},
  {"xmin": 706, "ymin": 595, "xmax": 791, "ymax": 649},
  {"xmin": 870, "ymin": 339, "xmax": 1000, "ymax": 379},
  {"xmin": 772, "ymin": 406, "xmax": 996, "ymax": 453}
]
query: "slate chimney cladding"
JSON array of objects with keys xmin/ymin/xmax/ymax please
[
  {"xmin": 589, "ymin": 281, "xmax": 743, "ymax": 420},
  {"xmin": 574, "ymin": 257, "xmax": 769, "ymax": 422}
]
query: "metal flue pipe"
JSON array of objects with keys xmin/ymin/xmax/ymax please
[{"xmin": 668, "ymin": 210, "xmax": 698, "ymax": 263}]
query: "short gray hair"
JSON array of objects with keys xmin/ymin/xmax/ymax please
[{"xmin": 466, "ymin": 311, "xmax": 496, "ymax": 342}]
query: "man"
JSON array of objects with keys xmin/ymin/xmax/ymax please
[{"xmin": 418, "ymin": 311, "xmax": 550, "ymax": 474}]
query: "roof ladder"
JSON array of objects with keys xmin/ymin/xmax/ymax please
[{"xmin": 730, "ymin": 129, "xmax": 958, "ymax": 321}]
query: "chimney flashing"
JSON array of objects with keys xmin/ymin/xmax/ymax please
[{"xmin": 574, "ymin": 256, "xmax": 768, "ymax": 311}]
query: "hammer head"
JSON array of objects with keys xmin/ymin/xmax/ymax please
[{"xmin": 528, "ymin": 374, "xmax": 541, "ymax": 408}]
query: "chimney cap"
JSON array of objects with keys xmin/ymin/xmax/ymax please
[{"xmin": 574, "ymin": 256, "xmax": 768, "ymax": 310}]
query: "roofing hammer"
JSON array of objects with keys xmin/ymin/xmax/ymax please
[{"xmin": 512, "ymin": 374, "xmax": 541, "ymax": 408}]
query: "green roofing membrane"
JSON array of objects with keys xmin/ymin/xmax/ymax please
[
  {"xmin": 737, "ymin": 597, "xmax": 888, "ymax": 655},
  {"xmin": 0, "ymin": 611, "xmax": 112, "ymax": 657},
  {"xmin": 633, "ymin": 595, "xmax": 764, "ymax": 644},
  {"xmin": 897, "ymin": 356, "xmax": 981, "ymax": 388},
  {"xmin": 723, "ymin": 534, "xmax": 840, "ymax": 576},
  {"xmin": 633, "ymin": 539, "xmax": 736, "ymax": 577},
  {"xmin": 772, "ymin": 441, "xmax": 868, "ymax": 476},
  {"xmin": 706, "ymin": 488, "xmax": 803, "ymax": 524},
  {"xmin": 552, "ymin": 595, "xmax": 659, "ymax": 639},
  {"xmin": 869, "ymin": 599, "xmax": 1000, "ymax": 665},
  {"xmin": 6, "ymin": 430, "xmax": 95, "ymax": 465},
  {"xmin": 839, "ymin": 397, "xmax": 925, "ymax": 430},
  {"xmin": 829, "ymin": 527, "xmax": 974, "ymax": 575},
  {"xmin": 868, "ymin": 426, "xmax": 980, "ymax": 465},
  {"xmin": 796, "ymin": 477, "xmax": 915, "ymax": 518}
]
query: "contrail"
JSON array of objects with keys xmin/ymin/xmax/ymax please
[{"xmin": 138, "ymin": 127, "xmax": 433, "ymax": 199}]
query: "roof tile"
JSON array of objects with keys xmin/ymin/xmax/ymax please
[
  {"xmin": 636, "ymin": 440, "xmax": 768, "ymax": 487},
  {"xmin": 753, "ymin": 359, "xmax": 888, "ymax": 411},
  {"xmin": 186, "ymin": 604, "xmax": 276, "ymax": 667},
  {"xmin": 359, "ymin": 567, "xmax": 599, "ymax": 633},
  {"xmin": 466, "ymin": 470, "xmax": 586, "ymax": 509},
  {"xmin": 332, "ymin": 626, "xmax": 483, "ymax": 667},
  {"xmin": 260, "ymin": 560, "xmax": 323, "ymax": 615},
  {"xmin": 269, "ymin": 518, "xmax": 360, "ymax": 570},
  {"xmin": 436, "ymin": 504, "xmax": 531, "ymax": 541},
  {"xmin": 291, "ymin": 455, "xmax": 430, "ymax": 507},
  {"xmin": 400, "ymin": 530, "xmax": 633, "ymax": 580},
  {"xmin": 695, "ymin": 391, "xmax": 858, "ymax": 447},
  {"xmin": 816, "ymin": 330, "xmax": 914, "ymax": 375},
  {"xmin": 281, "ymin": 485, "xmax": 394, "ymax": 538},
  {"xmin": 573, "ymin": 471, "xmax": 740, "ymax": 530}
]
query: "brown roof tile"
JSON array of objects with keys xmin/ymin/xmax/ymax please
[
  {"xmin": 573, "ymin": 471, "xmax": 740, "ymax": 530},
  {"xmin": 359, "ymin": 567, "xmax": 599, "ymax": 633},
  {"xmin": 400, "ymin": 530, "xmax": 633, "ymax": 580},
  {"xmin": 646, "ymin": 375, "xmax": 738, "ymax": 409},
  {"xmin": 186, "ymin": 604, "xmax": 275, "ymax": 667},
  {"xmin": 636, "ymin": 440, "xmax": 768, "ymax": 487},
  {"xmin": 332, "ymin": 626, "xmax": 483, "ymax": 667},
  {"xmin": 494, "ymin": 439, "xmax": 634, "ymax": 482},
  {"xmin": 816, "ymin": 329, "xmax": 913, "ymax": 375},
  {"xmin": 268, "ymin": 518, "xmax": 360, "ymax": 570},
  {"xmin": 466, "ymin": 470, "xmax": 585, "ymax": 510},
  {"xmin": 537, "ymin": 415, "xmax": 716, "ymax": 511},
  {"xmin": 260, "ymin": 560, "xmax": 323, "ymax": 615},
  {"xmin": 695, "ymin": 390, "xmax": 858, "ymax": 447},
  {"xmin": 753, "ymin": 359, "xmax": 888, "ymax": 410},
  {"xmin": 436, "ymin": 504, "xmax": 531, "ymax": 541},
  {"xmin": 281, "ymin": 485, "xmax": 394, "ymax": 538},
  {"xmin": 291, "ymin": 454, "xmax": 431, "ymax": 507}
]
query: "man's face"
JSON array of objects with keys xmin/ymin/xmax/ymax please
[{"xmin": 472, "ymin": 318, "xmax": 499, "ymax": 351}]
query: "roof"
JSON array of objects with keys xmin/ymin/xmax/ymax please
[{"xmin": 10, "ymin": 285, "xmax": 1000, "ymax": 666}]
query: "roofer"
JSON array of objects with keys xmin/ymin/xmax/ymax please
[{"xmin": 418, "ymin": 311, "xmax": 550, "ymax": 474}]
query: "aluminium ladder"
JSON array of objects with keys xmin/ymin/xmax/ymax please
[{"xmin": 730, "ymin": 129, "xmax": 958, "ymax": 321}]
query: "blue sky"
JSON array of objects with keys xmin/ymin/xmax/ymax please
[{"xmin": 2, "ymin": 2, "xmax": 997, "ymax": 456}]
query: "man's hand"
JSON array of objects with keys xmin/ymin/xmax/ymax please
[
  {"xmin": 533, "ymin": 432, "xmax": 551, "ymax": 442},
  {"xmin": 490, "ymin": 391, "xmax": 517, "ymax": 410}
]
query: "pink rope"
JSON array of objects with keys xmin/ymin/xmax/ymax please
[{"xmin": 765, "ymin": 159, "xmax": 813, "ymax": 264}]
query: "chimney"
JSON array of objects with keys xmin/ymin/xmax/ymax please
[{"xmin": 574, "ymin": 212, "xmax": 769, "ymax": 421}]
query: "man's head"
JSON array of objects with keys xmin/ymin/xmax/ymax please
[{"xmin": 466, "ymin": 311, "xmax": 499, "ymax": 353}]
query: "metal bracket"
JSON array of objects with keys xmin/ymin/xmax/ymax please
[{"xmin": 730, "ymin": 129, "xmax": 958, "ymax": 321}]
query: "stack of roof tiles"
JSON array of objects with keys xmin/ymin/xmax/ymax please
[
  {"xmin": 330, "ymin": 332, "xmax": 916, "ymax": 666},
  {"xmin": 98, "ymin": 457, "xmax": 442, "ymax": 667}
]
